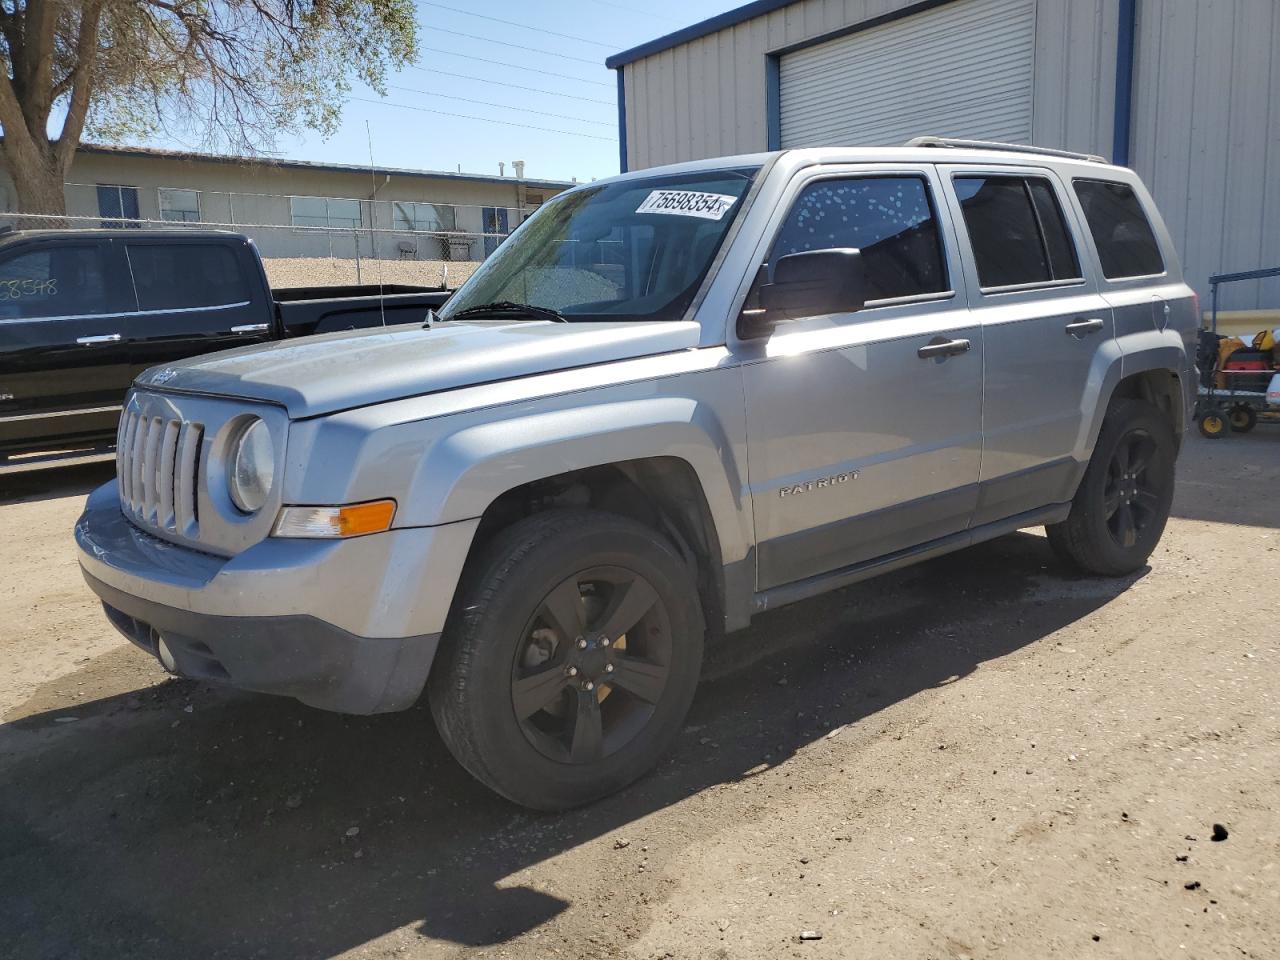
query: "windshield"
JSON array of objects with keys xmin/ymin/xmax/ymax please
[{"xmin": 439, "ymin": 167, "xmax": 759, "ymax": 323}]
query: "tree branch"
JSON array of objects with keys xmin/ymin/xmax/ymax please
[
  {"xmin": 22, "ymin": 0, "xmax": 57, "ymax": 123},
  {"xmin": 53, "ymin": 0, "xmax": 104, "ymax": 172}
]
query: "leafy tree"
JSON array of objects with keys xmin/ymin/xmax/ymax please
[{"xmin": 0, "ymin": 0, "xmax": 417, "ymax": 214}]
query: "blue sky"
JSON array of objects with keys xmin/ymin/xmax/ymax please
[{"xmin": 244, "ymin": 0, "xmax": 741, "ymax": 184}]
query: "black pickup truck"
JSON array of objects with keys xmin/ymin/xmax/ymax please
[{"xmin": 0, "ymin": 229, "xmax": 451, "ymax": 472}]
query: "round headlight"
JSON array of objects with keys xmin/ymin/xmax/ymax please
[{"xmin": 228, "ymin": 418, "xmax": 274, "ymax": 514}]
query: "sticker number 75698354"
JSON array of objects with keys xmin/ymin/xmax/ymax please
[{"xmin": 635, "ymin": 190, "xmax": 738, "ymax": 221}]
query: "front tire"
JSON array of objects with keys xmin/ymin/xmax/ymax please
[
  {"xmin": 429, "ymin": 509, "xmax": 704, "ymax": 810},
  {"xmin": 1198, "ymin": 409, "xmax": 1229, "ymax": 439},
  {"xmin": 1046, "ymin": 399, "xmax": 1176, "ymax": 576}
]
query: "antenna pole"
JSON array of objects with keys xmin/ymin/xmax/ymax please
[{"xmin": 366, "ymin": 120, "xmax": 387, "ymax": 328}]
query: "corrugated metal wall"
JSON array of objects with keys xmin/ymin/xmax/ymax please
[
  {"xmin": 1130, "ymin": 0, "xmax": 1280, "ymax": 309},
  {"xmin": 619, "ymin": 0, "xmax": 1280, "ymax": 308},
  {"xmin": 621, "ymin": 0, "xmax": 1118, "ymax": 169},
  {"xmin": 778, "ymin": 0, "xmax": 1038, "ymax": 148}
]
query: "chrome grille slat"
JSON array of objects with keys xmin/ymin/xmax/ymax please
[
  {"xmin": 128, "ymin": 414, "xmax": 147, "ymax": 513},
  {"xmin": 157, "ymin": 420, "xmax": 179, "ymax": 529},
  {"xmin": 116, "ymin": 411, "xmax": 136, "ymax": 505},
  {"xmin": 174, "ymin": 422, "xmax": 203, "ymax": 534},
  {"xmin": 117, "ymin": 402, "xmax": 202, "ymax": 538},
  {"xmin": 142, "ymin": 417, "xmax": 163, "ymax": 522}
]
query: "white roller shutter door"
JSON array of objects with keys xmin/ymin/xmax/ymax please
[{"xmin": 778, "ymin": 0, "xmax": 1037, "ymax": 148}]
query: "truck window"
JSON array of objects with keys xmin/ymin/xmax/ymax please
[
  {"xmin": 953, "ymin": 175, "xmax": 1081, "ymax": 288},
  {"xmin": 0, "ymin": 246, "xmax": 111, "ymax": 321},
  {"xmin": 770, "ymin": 176, "xmax": 948, "ymax": 302},
  {"xmin": 1072, "ymin": 179, "xmax": 1165, "ymax": 279},
  {"xmin": 126, "ymin": 243, "xmax": 252, "ymax": 312}
]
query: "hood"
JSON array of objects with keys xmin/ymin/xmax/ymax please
[{"xmin": 135, "ymin": 319, "xmax": 703, "ymax": 418}]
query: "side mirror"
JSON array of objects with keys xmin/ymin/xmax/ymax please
[{"xmin": 739, "ymin": 248, "xmax": 867, "ymax": 339}]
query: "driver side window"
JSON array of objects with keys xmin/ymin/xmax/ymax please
[
  {"xmin": 0, "ymin": 245, "xmax": 112, "ymax": 321},
  {"xmin": 770, "ymin": 176, "xmax": 950, "ymax": 302}
]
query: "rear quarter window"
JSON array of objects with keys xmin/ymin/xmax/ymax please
[{"xmin": 1072, "ymin": 179, "xmax": 1165, "ymax": 279}]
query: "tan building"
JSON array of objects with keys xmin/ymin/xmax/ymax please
[{"xmin": 0, "ymin": 144, "xmax": 574, "ymax": 264}]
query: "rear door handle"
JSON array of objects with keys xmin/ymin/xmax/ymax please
[
  {"xmin": 231, "ymin": 323, "xmax": 270, "ymax": 334},
  {"xmin": 76, "ymin": 334, "xmax": 122, "ymax": 345},
  {"xmin": 1065, "ymin": 317, "xmax": 1105, "ymax": 336},
  {"xmin": 917, "ymin": 336, "xmax": 971, "ymax": 360}
]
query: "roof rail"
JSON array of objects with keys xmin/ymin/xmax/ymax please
[{"xmin": 904, "ymin": 136, "xmax": 1108, "ymax": 164}]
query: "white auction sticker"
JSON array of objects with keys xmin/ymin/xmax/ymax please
[{"xmin": 635, "ymin": 190, "xmax": 738, "ymax": 220}]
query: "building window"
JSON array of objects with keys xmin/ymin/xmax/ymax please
[
  {"xmin": 391, "ymin": 201, "xmax": 457, "ymax": 233},
  {"xmin": 158, "ymin": 188, "xmax": 201, "ymax": 223},
  {"xmin": 97, "ymin": 184, "xmax": 140, "ymax": 228},
  {"xmin": 482, "ymin": 206, "xmax": 510, "ymax": 257},
  {"xmin": 290, "ymin": 196, "xmax": 362, "ymax": 229}
]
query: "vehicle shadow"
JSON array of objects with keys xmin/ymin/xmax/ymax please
[
  {"xmin": 0, "ymin": 461, "xmax": 115, "ymax": 506},
  {"xmin": 0, "ymin": 532, "xmax": 1139, "ymax": 959},
  {"xmin": 1169, "ymin": 431, "xmax": 1280, "ymax": 528}
]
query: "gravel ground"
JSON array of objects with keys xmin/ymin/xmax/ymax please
[
  {"xmin": 262, "ymin": 257, "xmax": 480, "ymax": 290},
  {"xmin": 1, "ymin": 431, "xmax": 1277, "ymax": 959}
]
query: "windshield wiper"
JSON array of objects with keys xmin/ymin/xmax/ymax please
[{"xmin": 446, "ymin": 300, "xmax": 569, "ymax": 323}]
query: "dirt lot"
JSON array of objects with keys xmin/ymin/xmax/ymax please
[{"xmin": 1, "ymin": 432, "xmax": 1278, "ymax": 959}]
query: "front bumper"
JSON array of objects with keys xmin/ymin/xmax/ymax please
[{"xmin": 75, "ymin": 480, "xmax": 478, "ymax": 714}]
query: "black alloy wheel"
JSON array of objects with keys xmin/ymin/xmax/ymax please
[
  {"xmin": 1046, "ymin": 399, "xmax": 1176, "ymax": 576},
  {"xmin": 1101, "ymin": 428, "xmax": 1163, "ymax": 550},
  {"xmin": 429, "ymin": 509, "xmax": 704, "ymax": 810},
  {"xmin": 511, "ymin": 566, "xmax": 673, "ymax": 765}
]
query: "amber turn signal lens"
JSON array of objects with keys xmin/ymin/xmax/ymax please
[{"xmin": 271, "ymin": 500, "xmax": 397, "ymax": 539}]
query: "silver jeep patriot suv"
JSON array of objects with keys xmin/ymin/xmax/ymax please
[{"xmin": 76, "ymin": 139, "xmax": 1197, "ymax": 810}]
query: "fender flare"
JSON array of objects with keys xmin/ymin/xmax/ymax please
[
  {"xmin": 1078, "ymin": 329, "xmax": 1188, "ymax": 463},
  {"xmin": 394, "ymin": 395, "xmax": 753, "ymax": 568}
]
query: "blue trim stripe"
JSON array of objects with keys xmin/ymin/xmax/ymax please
[
  {"xmin": 605, "ymin": 0, "xmax": 800, "ymax": 69},
  {"xmin": 616, "ymin": 70, "xmax": 629, "ymax": 172},
  {"xmin": 1112, "ymin": 0, "xmax": 1137, "ymax": 166}
]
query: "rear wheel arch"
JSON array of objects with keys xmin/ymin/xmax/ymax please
[
  {"xmin": 1109, "ymin": 368, "xmax": 1185, "ymax": 435},
  {"xmin": 1088, "ymin": 366, "xmax": 1185, "ymax": 459}
]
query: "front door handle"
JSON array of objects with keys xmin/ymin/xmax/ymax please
[
  {"xmin": 231, "ymin": 323, "xmax": 270, "ymax": 334},
  {"xmin": 917, "ymin": 336, "xmax": 972, "ymax": 360},
  {"xmin": 1065, "ymin": 317, "xmax": 1105, "ymax": 336},
  {"xmin": 76, "ymin": 334, "xmax": 122, "ymax": 345}
]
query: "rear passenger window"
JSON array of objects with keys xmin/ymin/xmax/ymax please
[
  {"xmin": 954, "ymin": 176, "xmax": 1081, "ymax": 288},
  {"xmin": 771, "ymin": 176, "xmax": 949, "ymax": 302},
  {"xmin": 127, "ymin": 243, "xmax": 252, "ymax": 312},
  {"xmin": 0, "ymin": 246, "xmax": 112, "ymax": 320},
  {"xmin": 1073, "ymin": 179, "xmax": 1165, "ymax": 279}
]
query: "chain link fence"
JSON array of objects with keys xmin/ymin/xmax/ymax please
[{"xmin": 0, "ymin": 183, "xmax": 535, "ymax": 289}]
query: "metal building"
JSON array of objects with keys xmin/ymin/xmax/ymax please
[{"xmin": 607, "ymin": 0, "xmax": 1280, "ymax": 311}]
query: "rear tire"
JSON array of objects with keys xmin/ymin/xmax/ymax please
[
  {"xmin": 1046, "ymin": 399, "xmax": 1176, "ymax": 576},
  {"xmin": 429, "ymin": 509, "xmax": 704, "ymax": 810},
  {"xmin": 1228, "ymin": 405, "xmax": 1257, "ymax": 433}
]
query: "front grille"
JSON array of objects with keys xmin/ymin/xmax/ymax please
[{"xmin": 116, "ymin": 408, "xmax": 204, "ymax": 536}]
